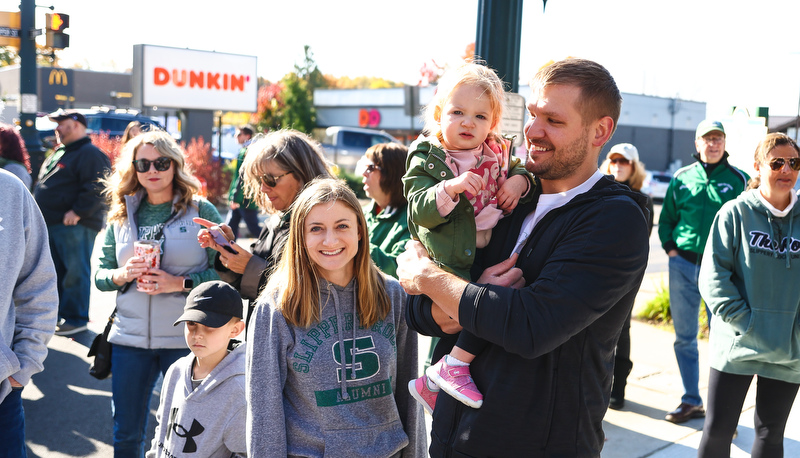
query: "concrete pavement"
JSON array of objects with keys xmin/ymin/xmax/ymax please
[{"xmin": 22, "ymin": 228, "xmax": 800, "ymax": 457}]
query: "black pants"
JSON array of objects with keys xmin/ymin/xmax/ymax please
[
  {"xmin": 611, "ymin": 310, "xmax": 633, "ymax": 400},
  {"xmin": 698, "ymin": 368, "xmax": 799, "ymax": 458}
]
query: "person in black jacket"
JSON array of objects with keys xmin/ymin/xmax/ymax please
[
  {"xmin": 398, "ymin": 58, "xmax": 650, "ymax": 457},
  {"xmin": 34, "ymin": 109, "xmax": 111, "ymax": 336}
]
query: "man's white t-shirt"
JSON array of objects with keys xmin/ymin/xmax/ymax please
[{"xmin": 513, "ymin": 170, "xmax": 604, "ymax": 254}]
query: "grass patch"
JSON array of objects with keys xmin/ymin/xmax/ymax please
[{"xmin": 636, "ymin": 280, "xmax": 709, "ymax": 339}]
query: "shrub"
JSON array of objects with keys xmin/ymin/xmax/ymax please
[
  {"xmin": 638, "ymin": 281, "xmax": 671, "ymax": 323},
  {"xmin": 339, "ymin": 169, "xmax": 366, "ymax": 200},
  {"xmin": 182, "ymin": 137, "xmax": 232, "ymax": 205},
  {"xmin": 637, "ymin": 281, "xmax": 711, "ymax": 339}
]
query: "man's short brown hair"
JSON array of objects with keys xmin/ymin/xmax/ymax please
[{"xmin": 531, "ymin": 58, "xmax": 621, "ymax": 135}]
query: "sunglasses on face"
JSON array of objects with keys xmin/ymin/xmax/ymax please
[
  {"xmin": 133, "ymin": 157, "xmax": 172, "ymax": 173},
  {"xmin": 767, "ymin": 157, "xmax": 800, "ymax": 171},
  {"xmin": 260, "ymin": 171, "xmax": 292, "ymax": 187},
  {"xmin": 609, "ymin": 158, "xmax": 630, "ymax": 165},
  {"xmin": 365, "ymin": 164, "xmax": 381, "ymax": 174}
]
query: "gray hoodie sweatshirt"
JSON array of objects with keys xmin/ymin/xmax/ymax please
[
  {"xmin": 147, "ymin": 343, "xmax": 247, "ymax": 458},
  {"xmin": 0, "ymin": 169, "xmax": 58, "ymax": 402},
  {"xmin": 246, "ymin": 276, "xmax": 425, "ymax": 457}
]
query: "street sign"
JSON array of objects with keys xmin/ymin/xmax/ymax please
[
  {"xmin": 0, "ymin": 26, "xmax": 19, "ymax": 37},
  {"xmin": 501, "ymin": 92, "xmax": 527, "ymax": 147},
  {"xmin": 0, "ymin": 11, "xmax": 20, "ymax": 47}
]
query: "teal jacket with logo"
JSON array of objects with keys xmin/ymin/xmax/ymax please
[
  {"xmin": 700, "ymin": 189, "xmax": 800, "ymax": 383},
  {"xmin": 659, "ymin": 153, "xmax": 749, "ymax": 260}
]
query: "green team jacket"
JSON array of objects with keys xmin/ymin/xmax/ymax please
[
  {"xmin": 364, "ymin": 201, "xmax": 410, "ymax": 279},
  {"xmin": 658, "ymin": 153, "xmax": 749, "ymax": 260},
  {"xmin": 227, "ymin": 146, "xmax": 259, "ymax": 210},
  {"xmin": 403, "ymin": 135, "xmax": 534, "ymax": 279}
]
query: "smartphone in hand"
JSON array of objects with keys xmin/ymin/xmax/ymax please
[{"xmin": 209, "ymin": 226, "xmax": 238, "ymax": 254}]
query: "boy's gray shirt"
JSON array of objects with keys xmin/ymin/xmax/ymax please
[
  {"xmin": 0, "ymin": 169, "xmax": 58, "ymax": 402},
  {"xmin": 147, "ymin": 342, "xmax": 247, "ymax": 458}
]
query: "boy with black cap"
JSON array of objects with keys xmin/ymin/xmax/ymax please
[{"xmin": 147, "ymin": 281, "xmax": 247, "ymax": 458}]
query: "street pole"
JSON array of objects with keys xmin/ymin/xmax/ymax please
[
  {"xmin": 19, "ymin": 0, "xmax": 44, "ymax": 180},
  {"xmin": 475, "ymin": 0, "xmax": 523, "ymax": 93}
]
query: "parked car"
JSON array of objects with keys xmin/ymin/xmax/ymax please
[
  {"xmin": 317, "ymin": 126, "xmax": 399, "ymax": 173},
  {"xmin": 642, "ymin": 171, "xmax": 672, "ymax": 201},
  {"xmin": 37, "ymin": 108, "xmax": 164, "ymax": 148}
]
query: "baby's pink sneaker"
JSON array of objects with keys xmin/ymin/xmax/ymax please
[
  {"xmin": 408, "ymin": 374, "xmax": 439, "ymax": 415},
  {"xmin": 426, "ymin": 357, "xmax": 483, "ymax": 408}
]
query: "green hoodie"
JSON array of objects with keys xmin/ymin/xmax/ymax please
[{"xmin": 699, "ymin": 189, "xmax": 800, "ymax": 382}]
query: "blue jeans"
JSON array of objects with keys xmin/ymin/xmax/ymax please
[
  {"xmin": 0, "ymin": 388, "xmax": 26, "ymax": 458},
  {"xmin": 48, "ymin": 223, "xmax": 98, "ymax": 327},
  {"xmin": 225, "ymin": 207, "xmax": 261, "ymax": 239},
  {"xmin": 111, "ymin": 344, "xmax": 189, "ymax": 458},
  {"xmin": 668, "ymin": 255, "xmax": 706, "ymax": 406}
]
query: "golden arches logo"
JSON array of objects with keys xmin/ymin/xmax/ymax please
[{"xmin": 49, "ymin": 69, "xmax": 68, "ymax": 86}]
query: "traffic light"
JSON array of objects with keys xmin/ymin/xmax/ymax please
[{"xmin": 45, "ymin": 12, "xmax": 69, "ymax": 49}]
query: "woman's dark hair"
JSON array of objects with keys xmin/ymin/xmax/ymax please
[
  {"xmin": 365, "ymin": 142, "xmax": 408, "ymax": 208},
  {"xmin": 0, "ymin": 124, "xmax": 31, "ymax": 172}
]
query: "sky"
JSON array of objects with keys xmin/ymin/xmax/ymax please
[{"xmin": 3, "ymin": 0, "xmax": 800, "ymax": 118}]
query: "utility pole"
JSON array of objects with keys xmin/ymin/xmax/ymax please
[
  {"xmin": 475, "ymin": 0, "xmax": 523, "ymax": 93},
  {"xmin": 19, "ymin": 0, "xmax": 44, "ymax": 178}
]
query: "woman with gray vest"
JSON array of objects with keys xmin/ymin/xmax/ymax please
[{"xmin": 94, "ymin": 130, "xmax": 223, "ymax": 458}]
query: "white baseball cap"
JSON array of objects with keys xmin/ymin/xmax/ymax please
[{"xmin": 606, "ymin": 143, "xmax": 639, "ymax": 162}]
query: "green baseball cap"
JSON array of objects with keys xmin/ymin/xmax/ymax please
[{"xmin": 696, "ymin": 120, "xmax": 725, "ymax": 139}]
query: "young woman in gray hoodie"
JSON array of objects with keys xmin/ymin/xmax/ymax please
[{"xmin": 246, "ymin": 178, "xmax": 426, "ymax": 457}]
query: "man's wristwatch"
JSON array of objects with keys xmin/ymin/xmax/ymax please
[{"xmin": 183, "ymin": 277, "xmax": 194, "ymax": 292}]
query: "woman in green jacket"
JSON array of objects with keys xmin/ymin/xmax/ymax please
[
  {"xmin": 358, "ymin": 142, "xmax": 410, "ymax": 279},
  {"xmin": 698, "ymin": 133, "xmax": 800, "ymax": 457}
]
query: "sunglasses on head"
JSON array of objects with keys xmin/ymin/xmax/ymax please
[
  {"xmin": 260, "ymin": 171, "xmax": 292, "ymax": 187},
  {"xmin": 609, "ymin": 157, "xmax": 630, "ymax": 165},
  {"xmin": 768, "ymin": 157, "xmax": 800, "ymax": 171},
  {"xmin": 133, "ymin": 157, "xmax": 172, "ymax": 173}
]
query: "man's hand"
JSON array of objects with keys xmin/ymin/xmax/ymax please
[
  {"xmin": 477, "ymin": 253, "xmax": 525, "ymax": 289},
  {"xmin": 396, "ymin": 240, "xmax": 434, "ymax": 296},
  {"xmin": 63, "ymin": 210, "xmax": 81, "ymax": 226}
]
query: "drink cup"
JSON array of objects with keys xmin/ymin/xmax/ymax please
[{"xmin": 133, "ymin": 240, "xmax": 161, "ymax": 292}]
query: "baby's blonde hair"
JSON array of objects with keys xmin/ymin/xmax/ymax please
[{"xmin": 422, "ymin": 61, "xmax": 506, "ymax": 144}]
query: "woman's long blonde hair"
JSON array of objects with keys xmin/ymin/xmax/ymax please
[
  {"xmin": 262, "ymin": 178, "xmax": 390, "ymax": 328},
  {"xmin": 102, "ymin": 131, "xmax": 200, "ymax": 224}
]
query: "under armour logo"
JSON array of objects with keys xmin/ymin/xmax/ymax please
[
  {"xmin": 167, "ymin": 407, "xmax": 205, "ymax": 453},
  {"xmin": 0, "ymin": 216, "xmax": 4, "ymax": 232}
]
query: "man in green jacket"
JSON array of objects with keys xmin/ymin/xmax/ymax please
[
  {"xmin": 658, "ymin": 119, "xmax": 749, "ymax": 423},
  {"xmin": 225, "ymin": 125, "xmax": 261, "ymax": 238}
]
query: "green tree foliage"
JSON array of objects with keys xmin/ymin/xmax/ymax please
[{"xmin": 251, "ymin": 45, "xmax": 327, "ymax": 135}]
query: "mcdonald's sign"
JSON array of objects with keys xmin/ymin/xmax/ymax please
[{"xmin": 49, "ymin": 69, "xmax": 68, "ymax": 86}]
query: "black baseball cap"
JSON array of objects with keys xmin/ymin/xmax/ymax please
[
  {"xmin": 174, "ymin": 281, "xmax": 244, "ymax": 328},
  {"xmin": 48, "ymin": 109, "xmax": 87, "ymax": 127}
]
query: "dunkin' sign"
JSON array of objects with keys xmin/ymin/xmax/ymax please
[{"xmin": 135, "ymin": 45, "xmax": 257, "ymax": 112}]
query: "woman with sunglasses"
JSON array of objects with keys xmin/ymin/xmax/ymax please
[
  {"xmin": 697, "ymin": 133, "xmax": 800, "ymax": 457},
  {"xmin": 94, "ymin": 130, "xmax": 223, "ymax": 457},
  {"xmin": 197, "ymin": 129, "xmax": 334, "ymax": 327},
  {"xmin": 599, "ymin": 143, "xmax": 654, "ymax": 410},
  {"xmin": 357, "ymin": 142, "xmax": 411, "ymax": 279}
]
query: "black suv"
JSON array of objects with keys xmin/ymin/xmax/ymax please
[{"xmin": 37, "ymin": 108, "xmax": 164, "ymax": 148}]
